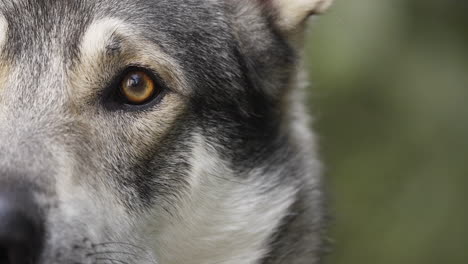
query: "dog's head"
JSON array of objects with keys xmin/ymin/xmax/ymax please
[{"xmin": 0, "ymin": 1, "xmax": 331, "ymax": 263}]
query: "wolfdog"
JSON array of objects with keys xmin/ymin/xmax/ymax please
[{"xmin": 0, "ymin": 0, "xmax": 332, "ymax": 263}]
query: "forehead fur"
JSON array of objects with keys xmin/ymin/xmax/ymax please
[{"xmin": 0, "ymin": 0, "xmax": 227, "ymax": 60}]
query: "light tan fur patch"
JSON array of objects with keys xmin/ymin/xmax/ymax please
[{"xmin": 0, "ymin": 15, "xmax": 7, "ymax": 51}]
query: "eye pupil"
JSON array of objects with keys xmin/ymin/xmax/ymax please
[
  {"xmin": 121, "ymin": 71, "xmax": 156, "ymax": 104},
  {"xmin": 127, "ymin": 74, "xmax": 144, "ymax": 92}
]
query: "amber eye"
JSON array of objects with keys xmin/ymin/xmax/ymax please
[{"xmin": 120, "ymin": 71, "xmax": 156, "ymax": 104}]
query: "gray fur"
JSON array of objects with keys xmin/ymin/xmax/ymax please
[{"xmin": 0, "ymin": 0, "xmax": 328, "ymax": 263}]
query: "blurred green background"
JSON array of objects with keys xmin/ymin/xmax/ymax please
[{"xmin": 305, "ymin": 0, "xmax": 468, "ymax": 263}]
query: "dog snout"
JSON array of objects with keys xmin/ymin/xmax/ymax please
[{"xmin": 0, "ymin": 188, "xmax": 44, "ymax": 264}]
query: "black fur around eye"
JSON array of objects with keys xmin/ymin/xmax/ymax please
[{"xmin": 103, "ymin": 67, "xmax": 167, "ymax": 110}]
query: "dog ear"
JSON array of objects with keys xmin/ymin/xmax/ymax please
[{"xmin": 262, "ymin": 0, "xmax": 333, "ymax": 32}]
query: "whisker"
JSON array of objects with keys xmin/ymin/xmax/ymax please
[
  {"xmin": 81, "ymin": 240, "xmax": 157, "ymax": 264},
  {"xmin": 92, "ymin": 242, "xmax": 147, "ymax": 253},
  {"xmin": 212, "ymin": 175, "xmax": 247, "ymax": 185},
  {"xmin": 87, "ymin": 251, "xmax": 140, "ymax": 258},
  {"xmin": 95, "ymin": 257, "xmax": 128, "ymax": 264}
]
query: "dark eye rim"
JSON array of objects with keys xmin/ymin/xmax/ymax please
[{"xmin": 102, "ymin": 65, "xmax": 169, "ymax": 111}]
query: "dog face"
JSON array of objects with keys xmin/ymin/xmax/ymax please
[{"xmin": 0, "ymin": 1, "xmax": 331, "ymax": 264}]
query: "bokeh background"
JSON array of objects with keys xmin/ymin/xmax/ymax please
[{"xmin": 305, "ymin": 0, "xmax": 468, "ymax": 263}]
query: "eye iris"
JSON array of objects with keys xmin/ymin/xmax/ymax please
[{"xmin": 121, "ymin": 71, "xmax": 155, "ymax": 104}]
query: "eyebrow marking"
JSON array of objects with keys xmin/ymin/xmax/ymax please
[{"xmin": 79, "ymin": 18, "xmax": 129, "ymax": 62}]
